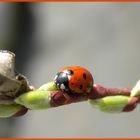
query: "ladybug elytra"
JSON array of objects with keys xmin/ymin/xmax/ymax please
[{"xmin": 54, "ymin": 66, "xmax": 93, "ymax": 94}]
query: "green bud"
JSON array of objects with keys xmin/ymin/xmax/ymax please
[
  {"xmin": 15, "ymin": 90, "xmax": 52, "ymax": 110},
  {"xmin": 0, "ymin": 104, "xmax": 23, "ymax": 118},
  {"xmin": 89, "ymin": 95, "xmax": 130, "ymax": 113},
  {"xmin": 131, "ymin": 80, "xmax": 140, "ymax": 97},
  {"xmin": 38, "ymin": 82, "xmax": 57, "ymax": 91}
]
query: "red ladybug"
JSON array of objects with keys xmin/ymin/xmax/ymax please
[{"xmin": 54, "ymin": 66, "xmax": 93, "ymax": 94}]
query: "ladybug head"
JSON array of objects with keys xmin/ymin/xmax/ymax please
[{"xmin": 54, "ymin": 70, "xmax": 73, "ymax": 92}]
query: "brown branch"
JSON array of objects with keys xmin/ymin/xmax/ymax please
[
  {"xmin": 14, "ymin": 84, "xmax": 138, "ymax": 117},
  {"xmin": 49, "ymin": 84, "xmax": 140, "ymax": 113},
  {"xmin": 50, "ymin": 84, "xmax": 131, "ymax": 107}
]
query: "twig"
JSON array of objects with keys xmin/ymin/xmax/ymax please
[
  {"xmin": 50, "ymin": 84, "xmax": 131, "ymax": 106},
  {"xmin": 0, "ymin": 50, "xmax": 140, "ymax": 118}
]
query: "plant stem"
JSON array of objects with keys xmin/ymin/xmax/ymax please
[{"xmin": 50, "ymin": 84, "xmax": 131, "ymax": 107}]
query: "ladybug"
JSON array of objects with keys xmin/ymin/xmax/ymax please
[{"xmin": 54, "ymin": 66, "xmax": 93, "ymax": 94}]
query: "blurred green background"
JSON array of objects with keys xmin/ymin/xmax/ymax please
[{"xmin": 0, "ymin": 2, "xmax": 140, "ymax": 138}]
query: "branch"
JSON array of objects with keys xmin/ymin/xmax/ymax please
[
  {"xmin": 50, "ymin": 84, "xmax": 131, "ymax": 106},
  {"xmin": 0, "ymin": 50, "xmax": 140, "ymax": 118},
  {"xmin": 15, "ymin": 81, "xmax": 140, "ymax": 114}
]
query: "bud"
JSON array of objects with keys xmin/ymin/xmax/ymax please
[
  {"xmin": 131, "ymin": 80, "xmax": 140, "ymax": 97},
  {"xmin": 89, "ymin": 95, "xmax": 130, "ymax": 113},
  {"xmin": 38, "ymin": 82, "xmax": 57, "ymax": 91},
  {"xmin": 0, "ymin": 104, "xmax": 23, "ymax": 118},
  {"xmin": 15, "ymin": 90, "xmax": 52, "ymax": 110}
]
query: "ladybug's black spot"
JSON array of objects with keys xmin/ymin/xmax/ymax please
[
  {"xmin": 71, "ymin": 83, "xmax": 74, "ymax": 85},
  {"xmin": 83, "ymin": 73, "xmax": 86, "ymax": 79},
  {"xmin": 67, "ymin": 70, "xmax": 74, "ymax": 75},
  {"xmin": 79, "ymin": 85, "xmax": 83, "ymax": 89}
]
